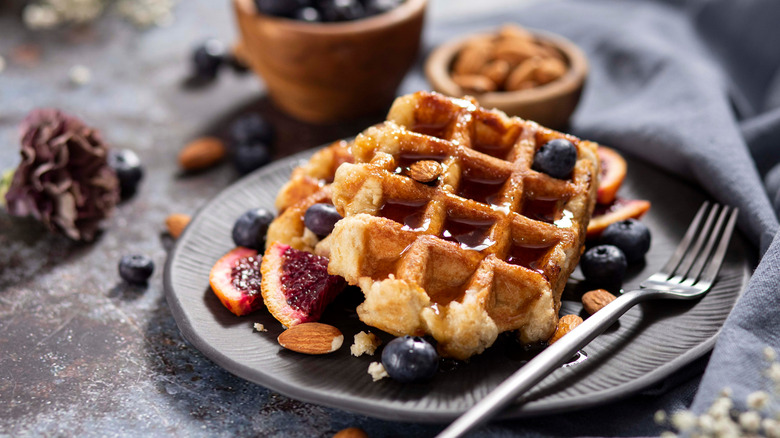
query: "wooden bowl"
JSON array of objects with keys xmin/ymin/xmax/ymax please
[
  {"xmin": 424, "ymin": 29, "xmax": 588, "ymax": 129},
  {"xmin": 233, "ymin": 0, "xmax": 427, "ymax": 124}
]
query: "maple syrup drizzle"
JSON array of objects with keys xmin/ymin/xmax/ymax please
[
  {"xmin": 440, "ymin": 217, "xmax": 495, "ymax": 251},
  {"xmin": 505, "ymin": 243, "xmax": 554, "ymax": 273},
  {"xmin": 522, "ymin": 197, "xmax": 562, "ymax": 223},
  {"xmin": 457, "ymin": 176, "xmax": 507, "ymax": 206},
  {"xmin": 379, "ymin": 200, "xmax": 429, "ymax": 231},
  {"xmin": 472, "ymin": 140, "xmax": 510, "ymax": 160},
  {"xmin": 411, "ymin": 121, "xmax": 450, "ymax": 139}
]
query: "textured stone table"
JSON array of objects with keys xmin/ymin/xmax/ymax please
[{"xmin": 0, "ymin": 1, "xmax": 686, "ymax": 436}]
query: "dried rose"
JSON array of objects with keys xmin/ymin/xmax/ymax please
[{"xmin": 4, "ymin": 109, "xmax": 119, "ymax": 241}]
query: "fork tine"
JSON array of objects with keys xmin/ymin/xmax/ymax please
[
  {"xmin": 658, "ymin": 202, "xmax": 710, "ymax": 277},
  {"xmin": 670, "ymin": 203, "xmax": 721, "ymax": 281},
  {"xmin": 681, "ymin": 206, "xmax": 731, "ymax": 286},
  {"xmin": 658, "ymin": 202, "xmax": 710, "ymax": 278},
  {"xmin": 696, "ymin": 207, "xmax": 739, "ymax": 289}
]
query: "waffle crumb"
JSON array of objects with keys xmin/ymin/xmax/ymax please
[
  {"xmin": 350, "ymin": 331, "xmax": 381, "ymax": 357},
  {"xmin": 367, "ymin": 362, "xmax": 388, "ymax": 381},
  {"xmin": 253, "ymin": 323, "xmax": 267, "ymax": 332}
]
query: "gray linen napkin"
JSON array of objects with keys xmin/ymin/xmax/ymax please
[{"xmin": 401, "ymin": 0, "xmax": 780, "ymax": 434}]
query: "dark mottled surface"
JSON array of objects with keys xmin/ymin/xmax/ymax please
[{"xmin": 0, "ymin": 1, "xmax": 696, "ymax": 437}]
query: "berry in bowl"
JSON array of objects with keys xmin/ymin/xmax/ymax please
[{"xmin": 233, "ymin": 0, "xmax": 427, "ymax": 123}]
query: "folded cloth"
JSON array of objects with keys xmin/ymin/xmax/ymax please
[{"xmin": 401, "ymin": 0, "xmax": 780, "ymax": 435}]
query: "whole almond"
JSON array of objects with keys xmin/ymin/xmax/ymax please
[
  {"xmin": 494, "ymin": 40, "xmax": 540, "ymax": 67},
  {"xmin": 480, "ymin": 59, "xmax": 511, "ymax": 89},
  {"xmin": 505, "ymin": 57, "xmax": 542, "ymax": 91},
  {"xmin": 497, "ymin": 24, "xmax": 534, "ymax": 42},
  {"xmin": 452, "ymin": 74, "xmax": 497, "ymax": 94},
  {"xmin": 548, "ymin": 314, "xmax": 583, "ymax": 345},
  {"xmin": 582, "ymin": 289, "xmax": 617, "ymax": 315},
  {"xmin": 453, "ymin": 43, "xmax": 493, "ymax": 75},
  {"xmin": 407, "ymin": 160, "xmax": 442, "ymax": 183},
  {"xmin": 534, "ymin": 58, "xmax": 567, "ymax": 85},
  {"xmin": 278, "ymin": 322, "xmax": 344, "ymax": 355},
  {"xmin": 333, "ymin": 427, "xmax": 369, "ymax": 438},
  {"xmin": 165, "ymin": 213, "xmax": 191, "ymax": 239},
  {"xmin": 179, "ymin": 137, "xmax": 226, "ymax": 171}
]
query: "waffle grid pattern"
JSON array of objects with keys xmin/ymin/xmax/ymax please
[{"xmin": 328, "ymin": 92, "xmax": 599, "ymax": 359}]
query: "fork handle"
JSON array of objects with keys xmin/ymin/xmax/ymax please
[{"xmin": 436, "ymin": 288, "xmax": 657, "ymax": 438}]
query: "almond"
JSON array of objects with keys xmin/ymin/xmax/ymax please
[
  {"xmin": 165, "ymin": 213, "xmax": 191, "ymax": 239},
  {"xmin": 582, "ymin": 289, "xmax": 617, "ymax": 315},
  {"xmin": 480, "ymin": 59, "xmax": 511, "ymax": 89},
  {"xmin": 407, "ymin": 160, "xmax": 442, "ymax": 183},
  {"xmin": 278, "ymin": 322, "xmax": 344, "ymax": 355},
  {"xmin": 548, "ymin": 314, "xmax": 583, "ymax": 345},
  {"xmin": 505, "ymin": 57, "xmax": 542, "ymax": 91},
  {"xmin": 494, "ymin": 39, "xmax": 540, "ymax": 67},
  {"xmin": 453, "ymin": 42, "xmax": 493, "ymax": 75},
  {"xmin": 452, "ymin": 74, "xmax": 497, "ymax": 94},
  {"xmin": 179, "ymin": 137, "xmax": 226, "ymax": 171},
  {"xmin": 333, "ymin": 427, "xmax": 369, "ymax": 438},
  {"xmin": 534, "ymin": 58, "xmax": 567, "ymax": 85},
  {"xmin": 497, "ymin": 24, "xmax": 535, "ymax": 42}
]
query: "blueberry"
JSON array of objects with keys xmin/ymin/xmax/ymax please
[
  {"xmin": 318, "ymin": 0, "xmax": 365, "ymax": 21},
  {"xmin": 255, "ymin": 0, "xmax": 311, "ymax": 17},
  {"xmin": 119, "ymin": 254, "xmax": 154, "ymax": 284},
  {"xmin": 381, "ymin": 336, "xmax": 439, "ymax": 383},
  {"xmin": 532, "ymin": 138, "xmax": 577, "ymax": 179},
  {"xmin": 229, "ymin": 114, "xmax": 275, "ymax": 145},
  {"xmin": 303, "ymin": 203, "xmax": 342, "ymax": 237},
  {"xmin": 233, "ymin": 143, "xmax": 272, "ymax": 175},
  {"xmin": 580, "ymin": 244, "xmax": 627, "ymax": 288},
  {"xmin": 364, "ymin": 0, "xmax": 403, "ymax": 16},
  {"xmin": 295, "ymin": 6, "xmax": 322, "ymax": 22},
  {"xmin": 601, "ymin": 219, "xmax": 651, "ymax": 264},
  {"xmin": 232, "ymin": 208, "xmax": 275, "ymax": 250},
  {"xmin": 107, "ymin": 149, "xmax": 143, "ymax": 199},
  {"xmin": 192, "ymin": 39, "xmax": 226, "ymax": 81}
]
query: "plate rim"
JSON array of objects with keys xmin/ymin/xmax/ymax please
[{"xmin": 163, "ymin": 146, "xmax": 751, "ymax": 423}]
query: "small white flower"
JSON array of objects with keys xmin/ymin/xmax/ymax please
[
  {"xmin": 69, "ymin": 65, "xmax": 92, "ymax": 86},
  {"xmin": 708, "ymin": 396, "xmax": 733, "ymax": 419},
  {"xmin": 659, "ymin": 432, "xmax": 677, "ymax": 438},
  {"xmin": 671, "ymin": 410, "xmax": 697, "ymax": 432},
  {"xmin": 719, "ymin": 387, "xmax": 733, "ymax": 398},
  {"xmin": 654, "ymin": 410, "xmax": 667, "ymax": 425},
  {"xmin": 763, "ymin": 418, "xmax": 780, "ymax": 438},
  {"xmin": 253, "ymin": 323, "xmax": 267, "ymax": 332},
  {"xmin": 698, "ymin": 414, "xmax": 715, "ymax": 433},
  {"xmin": 765, "ymin": 347, "xmax": 777, "ymax": 362},
  {"xmin": 23, "ymin": 4, "xmax": 60, "ymax": 29},
  {"xmin": 748, "ymin": 390, "xmax": 770, "ymax": 410},
  {"xmin": 767, "ymin": 362, "xmax": 780, "ymax": 384},
  {"xmin": 739, "ymin": 411, "xmax": 762, "ymax": 433}
]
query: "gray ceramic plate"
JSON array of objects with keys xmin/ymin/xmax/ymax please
[{"xmin": 164, "ymin": 147, "xmax": 750, "ymax": 423}]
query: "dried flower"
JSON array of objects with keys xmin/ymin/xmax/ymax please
[{"xmin": 4, "ymin": 109, "xmax": 119, "ymax": 241}]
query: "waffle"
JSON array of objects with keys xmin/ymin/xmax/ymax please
[
  {"xmin": 327, "ymin": 92, "xmax": 599, "ymax": 359},
  {"xmin": 266, "ymin": 140, "xmax": 353, "ymax": 254}
]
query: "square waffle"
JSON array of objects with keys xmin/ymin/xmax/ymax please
[
  {"xmin": 266, "ymin": 140, "xmax": 353, "ymax": 253},
  {"xmin": 327, "ymin": 92, "xmax": 599, "ymax": 359}
]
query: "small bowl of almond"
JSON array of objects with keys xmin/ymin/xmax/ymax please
[{"xmin": 425, "ymin": 24, "xmax": 588, "ymax": 129}]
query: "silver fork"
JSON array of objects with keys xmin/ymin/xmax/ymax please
[{"xmin": 436, "ymin": 202, "xmax": 739, "ymax": 438}]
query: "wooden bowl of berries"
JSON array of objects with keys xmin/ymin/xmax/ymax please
[
  {"xmin": 425, "ymin": 25, "xmax": 588, "ymax": 129},
  {"xmin": 233, "ymin": 0, "xmax": 427, "ymax": 124}
]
